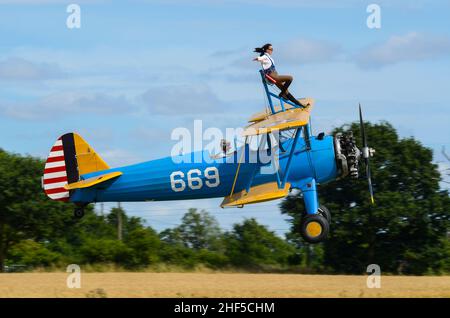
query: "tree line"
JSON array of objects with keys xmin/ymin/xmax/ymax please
[{"xmin": 0, "ymin": 122, "xmax": 449, "ymax": 274}]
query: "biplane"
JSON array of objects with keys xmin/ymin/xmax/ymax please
[{"xmin": 42, "ymin": 70, "xmax": 374, "ymax": 243}]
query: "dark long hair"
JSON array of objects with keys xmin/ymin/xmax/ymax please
[{"xmin": 254, "ymin": 43, "xmax": 272, "ymax": 56}]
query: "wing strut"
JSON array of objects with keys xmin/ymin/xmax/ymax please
[
  {"xmin": 275, "ymin": 127, "xmax": 301, "ymax": 189},
  {"xmin": 229, "ymin": 136, "xmax": 249, "ymax": 197}
]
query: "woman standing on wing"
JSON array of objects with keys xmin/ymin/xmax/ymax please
[{"xmin": 253, "ymin": 43, "xmax": 302, "ymax": 106}]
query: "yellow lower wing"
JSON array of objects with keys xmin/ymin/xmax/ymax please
[
  {"xmin": 221, "ymin": 182, "xmax": 290, "ymax": 207},
  {"xmin": 64, "ymin": 171, "xmax": 122, "ymax": 190}
]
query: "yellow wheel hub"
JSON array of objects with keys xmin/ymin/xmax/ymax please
[{"xmin": 306, "ymin": 221, "xmax": 322, "ymax": 237}]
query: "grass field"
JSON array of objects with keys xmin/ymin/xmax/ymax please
[{"xmin": 0, "ymin": 273, "xmax": 449, "ymax": 298}]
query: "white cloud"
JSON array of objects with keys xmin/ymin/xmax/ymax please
[
  {"xmin": 277, "ymin": 38, "xmax": 342, "ymax": 65},
  {"xmin": 354, "ymin": 32, "xmax": 450, "ymax": 69},
  {"xmin": 231, "ymin": 38, "xmax": 341, "ymax": 70},
  {"xmin": 140, "ymin": 84, "xmax": 225, "ymax": 115},
  {"xmin": 0, "ymin": 57, "xmax": 65, "ymax": 81},
  {"xmin": 100, "ymin": 148, "xmax": 143, "ymax": 167},
  {"xmin": 0, "ymin": 92, "xmax": 134, "ymax": 120}
]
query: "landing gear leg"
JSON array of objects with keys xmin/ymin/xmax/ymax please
[{"xmin": 297, "ymin": 178, "xmax": 330, "ymax": 243}]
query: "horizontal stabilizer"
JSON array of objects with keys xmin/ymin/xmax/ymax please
[
  {"xmin": 221, "ymin": 182, "xmax": 290, "ymax": 207},
  {"xmin": 243, "ymin": 103, "xmax": 313, "ymax": 136},
  {"xmin": 64, "ymin": 171, "xmax": 122, "ymax": 190}
]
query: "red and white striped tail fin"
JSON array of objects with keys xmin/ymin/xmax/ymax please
[
  {"xmin": 42, "ymin": 137, "xmax": 70, "ymax": 202},
  {"xmin": 43, "ymin": 132, "xmax": 111, "ymax": 202}
]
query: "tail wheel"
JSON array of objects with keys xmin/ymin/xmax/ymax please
[
  {"xmin": 318, "ymin": 205, "xmax": 331, "ymax": 223},
  {"xmin": 300, "ymin": 214, "xmax": 329, "ymax": 244},
  {"xmin": 74, "ymin": 207, "xmax": 85, "ymax": 219}
]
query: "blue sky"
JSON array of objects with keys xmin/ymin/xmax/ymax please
[{"xmin": 1, "ymin": 0, "xmax": 449, "ymax": 236}]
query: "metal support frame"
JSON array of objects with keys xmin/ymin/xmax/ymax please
[
  {"xmin": 259, "ymin": 70, "xmax": 301, "ymax": 114},
  {"xmin": 256, "ymin": 70, "xmax": 315, "ymax": 190}
]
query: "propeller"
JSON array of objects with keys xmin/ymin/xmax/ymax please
[{"xmin": 359, "ymin": 103, "xmax": 375, "ymax": 204}]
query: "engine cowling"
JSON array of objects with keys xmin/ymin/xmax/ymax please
[{"xmin": 334, "ymin": 132, "xmax": 361, "ymax": 179}]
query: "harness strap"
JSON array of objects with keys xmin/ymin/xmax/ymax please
[{"xmin": 265, "ymin": 73, "xmax": 277, "ymax": 84}]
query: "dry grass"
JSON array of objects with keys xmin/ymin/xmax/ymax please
[{"xmin": 0, "ymin": 273, "xmax": 449, "ymax": 298}]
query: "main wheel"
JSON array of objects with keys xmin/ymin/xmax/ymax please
[
  {"xmin": 300, "ymin": 214, "xmax": 329, "ymax": 244},
  {"xmin": 318, "ymin": 205, "xmax": 331, "ymax": 223},
  {"xmin": 73, "ymin": 207, "xmax": 85, "ymax": 219}
]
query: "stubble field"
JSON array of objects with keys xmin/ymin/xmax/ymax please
[{"xmin": 0, "ymin": 273, "xmax": 449, "ymax": 298}]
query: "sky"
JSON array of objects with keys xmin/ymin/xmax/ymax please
[{"xmin": 1, "ymin": 0, "xmax": 449, "ymax": 236}]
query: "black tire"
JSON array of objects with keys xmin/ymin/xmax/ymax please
[
  {"xmin": 73, "ymin": 207, "xmax": 85, "ymax": 219},
  {"xmin": 300, "ymin": 214, "xmax": 329, "ymax": 244},
  {"xmin": 318, "ymin": 205, "xmax": 331, "ymax": 223}
]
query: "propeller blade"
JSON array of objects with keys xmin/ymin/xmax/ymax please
[
  {"xmin": 359, "ymin": 103, "xmax": 367, "ymax": 148},
  {"xmin": 359, "ymin": 104, "xmax": 375, "ymax": 205},
  {"xmin": 365, "ymin": 158, "xmax": 375, "ymax": 204}
]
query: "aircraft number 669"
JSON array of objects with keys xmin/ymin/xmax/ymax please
[{"xmin": 170, "ymin": 167, "xmax": 220, "ymax": 192}]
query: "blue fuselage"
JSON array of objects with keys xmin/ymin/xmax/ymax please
[{"xmin": 70, "ymin": 135, "xmax": 338, "ymax": 204}]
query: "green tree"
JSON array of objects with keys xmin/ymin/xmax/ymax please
[
  {"xmin": 281, "ymin": 122, "xmax": 450, "ymax": 274},
  {"xmin": 224, "ymin": 218, "xmax": 295, "ymax": 268},
  {"xmin": 70, "ymin": 207, "xmax": 161, "ymax": 268},
  {"xmin": 0, "ymin": 149, "xmax": 75, "ymax": 271},
  {"xmin": 80, "ymin": 238, "xmax": 132, "ymax": 264},
  {"xmin": 158, "ymin": 242, "xmax": 198, "ymax": 268},
  {"xmin": 124, "ymin": 227, "xmax": 161, "ymax": 267},
  {"xmin": 159, "ymin": 209, "xmax": 228, "ymax": 268},
  {"xmin": 176, "ymin": 208, "xmax": 224, "ymax": 251},
  {"xmin": 7, "ymin": 239, "xmax": 61, "ymax": 267}
]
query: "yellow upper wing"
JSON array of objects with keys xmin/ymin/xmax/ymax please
[
  {"xmin": 248, "ymin": 98, "xmax": 314, "ymax": 123},
  {"xmin": 243, "ymin": 101, "xmax": 314, "ymax": 136}
]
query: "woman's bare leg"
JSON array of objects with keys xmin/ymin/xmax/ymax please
[
  {"xmin": 269, "ymin": 71, "xmax": 292, "ymax": 95},
  {"xmin": 269, "ymin": 71, "xmax": 302, "ymax": 106}
]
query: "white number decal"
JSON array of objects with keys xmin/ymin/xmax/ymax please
[
  {"xmin": 170, "ymin": 171, "xmax": 185, "ymax": 192},
  {"xmin": 205, "ymin": 167, "xmax": 220, "ymax": 187},
  {"xmin": 187, "ymin": 169, "xmax": 203, "ymax": 190},
  {"xmin": 170, "ymin": 167, "xmax": 220, "ymax": 192}
]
